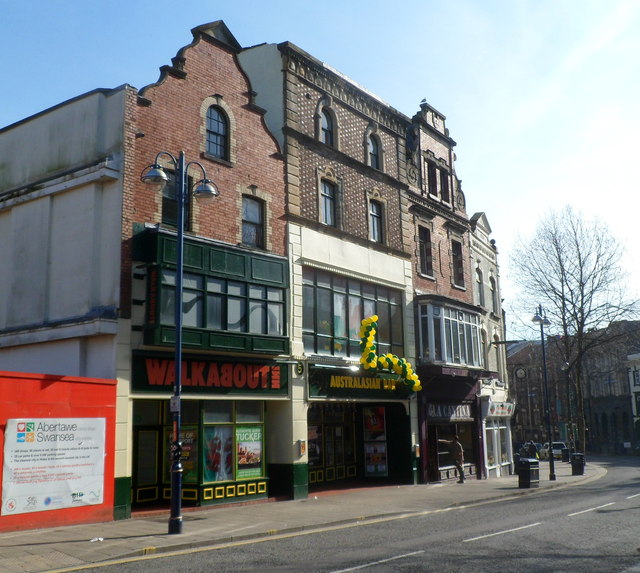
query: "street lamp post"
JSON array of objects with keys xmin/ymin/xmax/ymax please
[
  {"xmin": 141, "ymin": 151, "xmax": 219, "ymax": 534},
  {"xmin": 532, "ymin": 305, "xmax": 556, "ymax": 481}
]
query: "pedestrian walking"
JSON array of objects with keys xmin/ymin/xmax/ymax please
[{"xmin": 439, "ymin": 435, "xmax": 465, "ymax": 483}]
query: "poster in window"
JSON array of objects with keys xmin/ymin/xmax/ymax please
[
  {"xmin": 364, "ymin": 442, "xmax": 388, "ymax": 477},
  {"xmin": 204, "ymin": 426, "xmax": 233, "ymax": 482},
  {"xmin": 363, "ymin": 406, "xmax": 386, "ymax": 441},
  {"xmin": 363, "ymin": 407, "xmax": 388, "ymax": 477},
  {"xmin": 164, "ymin": 427, "xmax": 199, "ymax": 483},
  {"xmin": 308, "ymin": 425, "xmax": 323, "ymax": 467},
  {"xmin": 236, "ymin": 426, "xmax": 263, "ymax": 479}
]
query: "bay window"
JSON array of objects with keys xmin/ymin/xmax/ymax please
[{"xmin": 419, "ymin": 303, "xmax": 481, "ymax": 367}]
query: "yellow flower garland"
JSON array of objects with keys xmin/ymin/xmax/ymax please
[{"xmin": 358, "ymin": 315, "xmax": 422, "ymax": 392}]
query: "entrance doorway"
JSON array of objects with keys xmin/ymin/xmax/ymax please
[
  {"xmin": 429, "ymin": 423, "xmax": 475, "ymax": 482},
  {"xmin": 308, "ymin": 403, "xmax": 356, "ymax": 486},
  {"xmin": 132, "ymin": 401, "xmax": 163, "ymax": 505}
]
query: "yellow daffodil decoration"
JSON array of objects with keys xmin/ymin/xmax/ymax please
[{"xmin": 359, "ymin": 315, "xmax": 422, "ymax": 392}]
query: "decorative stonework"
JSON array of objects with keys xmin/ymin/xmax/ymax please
[{"xmin": 284, "ymin": 50, "xmax": 408, "ymax": 137}]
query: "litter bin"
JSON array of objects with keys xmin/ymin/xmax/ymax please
[
  {"xmin": 518, "ymin": 457, "xmax": 540, "ymax": 488},
  {"xmin": 561, "ymin": 448, "xmax": 570, "ymax": 462},
  {"xmin": 571, "ymin": 453, "xmax": 585, "ymax": 476}
]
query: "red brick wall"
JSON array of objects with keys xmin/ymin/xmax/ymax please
[
  {"xmin": 412, "ymin": 218, "xmax": 474, "ymax": 305},
  {"xmin": 121, "ymin": 35, "xmax": 286, "ymax": 315}
]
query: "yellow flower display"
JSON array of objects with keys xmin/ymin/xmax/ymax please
[{"xmin": 359, "ymin": 316, "xmax": 422, "ymax": 392}]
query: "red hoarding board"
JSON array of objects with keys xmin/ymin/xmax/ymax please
[{"xmin": 0, "ymin": 371, "xmax": 116, "ymax": 532}]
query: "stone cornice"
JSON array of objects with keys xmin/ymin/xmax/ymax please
[
  {"xmin": 407, "ymin": 190, "xmax": 469, "ymax": 230},
  {"xmin": 280, "ymin": 43, "xmax": 410, "ymax": 137}
]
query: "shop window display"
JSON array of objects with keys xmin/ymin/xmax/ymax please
[{"xmin": 203, "ymin": 401, "xmax": 264, "ymax": 483}]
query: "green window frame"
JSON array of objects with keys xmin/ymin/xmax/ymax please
[
  {"xmin": 302, "ymin": 267, "xmax": 404, "ymax": 358},
  {"xmin": 159, "ymin": 270, "xmax": 284, "ymax": 336}
]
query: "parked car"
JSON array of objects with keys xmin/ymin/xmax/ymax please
[{"xmin": 540, "ymin": 441, "xmax": 567, "ymax": 460}]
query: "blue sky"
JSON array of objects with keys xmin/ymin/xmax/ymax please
[{"xmin": 3, "ymin": 1, "xmax": 639, "ymax": 335}]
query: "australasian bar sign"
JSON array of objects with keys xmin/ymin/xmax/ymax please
[
  {"xmin": 132, "ymin": 353, "xmax": 288, "ymax": 396},
  {"xmin": 309, "ymin": 368, "xmax": 412, "ymax": 400}
]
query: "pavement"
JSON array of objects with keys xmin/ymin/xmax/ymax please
[{"xmin": 0, "ymin": 458, "xmax": 606, "ymax": 573}]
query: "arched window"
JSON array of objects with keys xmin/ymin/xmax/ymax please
[
  {"xmin": 206, "ymin": 106, "xmax": 228, "ymax": 159},
  {"xmin": 321, "ymin": 109, "xmax": 334, "ymax": 146},
  {"xmin": 490, "ymin": 276, "xmax": 498, "ymax": 314},
  {"xmin": 476, "ymin": 268, "xmax": 485, "ymax": 307},
  {"xmin": 368, "ymin": 134, "xmax": 380, "ymax": 169}
]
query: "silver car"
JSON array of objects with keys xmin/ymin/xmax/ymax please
[{"xmin": 540, "ymin": 441, "xmax": 567, "ymax": 460}]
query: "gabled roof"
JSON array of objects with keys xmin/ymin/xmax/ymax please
[
  {"xmin": 191, "ymin": 21, "xmax": 242, "ymax": 51},
  {"xmin": 470, "ymin": 212, "xmax": 492, "ymax": 234}
]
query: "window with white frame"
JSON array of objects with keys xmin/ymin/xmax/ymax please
[
  {"xmin": 485, "ymin": 419, "xmax": 510, "ymax": 465},
  {"xmin": 419, "ymin": 303, "xmax": 481, "ymax": 367},
  {"xmin": 206, "ymin": 106, "xmax": 229, "ymax": 159}
]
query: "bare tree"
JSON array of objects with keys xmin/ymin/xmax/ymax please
[{"xmin": 510, "ymin": 206, "xmax": 639, "ymax": 452}]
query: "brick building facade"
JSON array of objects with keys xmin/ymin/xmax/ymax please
[
  {"xmin": 241, "ymin": 37, "xmax": 512, "ymax": 487},
  {"xmin": 241, "ymin": 41, "xmax": 418, "ymax": 492},
  {"xmin": 0, "ymin": 20, "xmax": 512, "ymax": 522}
]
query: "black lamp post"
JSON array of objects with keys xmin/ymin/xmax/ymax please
[
  {"xmin": 141, "ymin": 151, "xmax": 219, "ymax": 534},
  {"xmin": 532, "ymin": 305, "xmax": 556, "ymax": 481}
]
